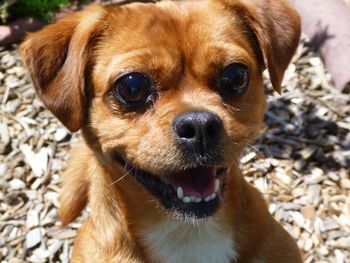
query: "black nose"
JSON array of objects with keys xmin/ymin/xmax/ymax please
[{"xmin": 173, "ymin": 111, "xmax": 223, "ymax": 154}]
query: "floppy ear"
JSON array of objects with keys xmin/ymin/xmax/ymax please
[
  {"xmin": 20, "ymin": 5, "xmax": 105, "ymax": 132},
  {"xmin": 215, "ymin": 0, "xmax": 301, "ymax": 93}
]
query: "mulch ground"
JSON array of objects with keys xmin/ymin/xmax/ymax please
[{"xmin": 0, "ymin": 31, "xmax": 349, "ymax": 263}]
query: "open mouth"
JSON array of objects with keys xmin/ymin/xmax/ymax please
[{"xmin": 114, "ymin": 154, "xmax": 229, "ymax": 219}]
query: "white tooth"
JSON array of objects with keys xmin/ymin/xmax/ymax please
[
  {"xmin": 194, "ymin": 197, "xmax": 202, "ymax": 203},
  {"xmin": 177, "ymin": 187, "xmax": 184, "ymax": 199},
  {"xmin": 183, "ymin": 196, "xmax": 191, "ymax": 203},
  {"xmin": 190, "ymin": 196, "xmax": 197, "ymax": 202},
  {"xmin": 215, "ymin": 179, "xmax": 220, "ymax": 192},
  {"xmin": 204, "ymin": 196, "xmax": 211, "ymax": 202},
  {"xmin": 210, "ymin": 193, "xmax": 216, "ymax": 200}
]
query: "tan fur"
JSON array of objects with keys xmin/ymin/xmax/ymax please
[
  {"xmin": 58, "ymin": 144, "xmax": 90, "ymax": 226},
  {"xmin": 20, "ymin": 0, "xmax": 302, "ymax": 262}
]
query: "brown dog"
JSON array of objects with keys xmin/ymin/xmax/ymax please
[{"xmin": 20, "ymin": 0, "xmax": 302, "ymax": 262}]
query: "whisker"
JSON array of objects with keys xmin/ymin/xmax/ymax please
[
  {"xmin": 109, "ymin": 151, "xmax": 146, "ymax": 186},
  {"xmin": 110, "ymin": 167, "xmax": 133, "ymax": 186},
  {"xmin": 246, "ymin": 144, "xmax": 266, "ymax": 159}
]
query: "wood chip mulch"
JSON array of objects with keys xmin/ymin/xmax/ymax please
[{"xmin": 0, "ymin": 36, "xmax": 349, "ymax": 262}]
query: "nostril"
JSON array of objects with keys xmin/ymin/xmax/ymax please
[
  {"xmin": 177, "ymin": 123, "xmax": 196, "ymax": 139},
  {"xmin": 206, "ymin": 122, "xmax": 220, "ymax": 139}
]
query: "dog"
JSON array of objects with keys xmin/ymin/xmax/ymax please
[{"xmin": 20, "ymin": 0, "xmax": 302, "ymax": 262}]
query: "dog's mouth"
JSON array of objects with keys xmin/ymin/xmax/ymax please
[{"xmin": 114, "ymin": 153, "xmax": 229, "ymax": 219}]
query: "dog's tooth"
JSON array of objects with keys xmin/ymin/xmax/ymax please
[
  {"xmin": 189, "ymin": 196, "xmax": 201, "ymax": 203},
  {"xmin": 183, "ymin": 196, "xmax": 191, "ymax": 203},
  {"xmin": 204, "ymin": 195, "xmax": 211, "ymax": 202},
  {"xmin": 210, "ymin": 193, "xmax": 216, "ymax": 200},
  {"xmin": 194, "ymin": 197, "xmax": 202, "ymax": 203},
  {"xmin": 177, "ymin": 187, "xmax": 184, "ymax": 200},
  {"xmin": 215, "ymin": 179, "xmax": 220, "ymax": 192},
  {"xmin": 190, "ymin": 196, "xmax": 197, "ymax": 202}
]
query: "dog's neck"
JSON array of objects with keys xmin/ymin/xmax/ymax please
[{"xmin": 140, "ymin": 215, "xmax": 238, "ymax": 263}]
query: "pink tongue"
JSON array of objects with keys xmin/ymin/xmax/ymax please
[{"xmin": 164, "ymin": 167, "xmax": 216, "ymax": 197}]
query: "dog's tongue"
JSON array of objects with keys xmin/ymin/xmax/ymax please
[{"xmin": 163, "ymin": 167, "xmax": 216, "ymax": 197}]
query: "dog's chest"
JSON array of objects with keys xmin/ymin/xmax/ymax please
[{"xmin": 141, "ymin": 218, "xmax": 237, "ymax": 263}]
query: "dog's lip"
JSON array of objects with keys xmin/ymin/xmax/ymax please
[
  {"xmin": 113, "ymin": 152, "xmax": 229, "ymax": 218},
  {"xmin": 114, "ymin": 152, "xmax": 228, "ymax": 198},
  {"xmin": 162, "ymin": 166, "xmax": 227, "ymax": 198}
]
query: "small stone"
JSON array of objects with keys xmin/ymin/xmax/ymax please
[
  {"xmin": 307, "ymin": 184, "xmax": 321, "ymax": 206},
  {"xmin": 48, "ymin": 240, "xmax": 63, "ymax": 257},
  {"xmin": 45, "ymin": 191, "xmax": 59, "ymax": 207},
  {"xmin": 300, "ymin": 146, "xmax": 317, "ymax": 160},
  {"xmin": 13, "ymin": 167, "xmax": 26, "ymax": 178},
  {"xmin": 309, "ymin": 57, "xmax": 322, "ymax": 66},
  {"xmin": 33, "ymin": 247, "xmax": 50, "ymax": 260},
  {"xmin": 59, "ymin": 240, "xmax": 70, "ymax": 263},
  {"xmin": 291, "ymin": 211, "xmax": 306, "ymax": 229},
  {"xmin": 303, "ymin": 238, "xmax": 313, "ymax": 251},
  {"xmin": 9, "ymin": 178, "xmax": 26, "ymax": 190},
  {"xmin": 6, "ymin": 98, "xmax": 21, "ymax": 113},
  {"xmin": 282, "ymin": 202, "xmax": 301, "ymax": 210},
  {"xmin": 25, "ymin": 228, "xmax": 43, "ymax": 249},
  {"xmin": 334, "ymin": 249, "xmax": 345, "ymax": 263},
  {"xmin": 319, "ymin": 219, "xmax": 340, "ymax": 232},
  {"xmin": 12, "ymin": 66, "xmax": 26, "ymax": 78},
  {"xmin": 54, "ymin": 127, "xmax": 69, "ymax": 142},
  {"xmin": 26, "ymin": 209, "xmax": 40, "ymax": 229},
  {"xmin": 25, "ymin": 190, "xmax": 37, "ymax": 200},
  {"xmin": 20, "ymin": 144, "xmax": 48, "ymax": 177},
  {"xmin": 5, "ymin": 75, "xmax": 21, "ymax": 89},
  {"xmin": 0, "ymin": 163, "xmax": 8, "ymax": 176},
  {"xmin": 41, "ymin": 209, "xmax": 58, "ymax": 226},
  {"xmin": 0, "ymin": 123, "xmax": 10, "ymax": 145},
  {"xmin": 1, "ymin": 53, "xmax": 16, "ymax": 67},
  {"xmin": 341, "ymin": 178, "xmax": 350, "ymax": 189},
  {"xmin": 0, "ymin": 71, "xmax": 4, "ymax": 81},
  {"xmin": 311, "ymin": 167, "xmax": 324, "ymax": 177},
  {"xmin": 327, "ymin": 172, "xmax": 340, "ymax": 182},
  {"xmin": 293, "ymin": 159, "xmax": 307, "ymax": 172},
  {"xmin": 31, "ymin": 178, "xmax": 42, "ymax": 190},
  {"xmin": 301, "ymin": 206, "xmax": 315, "ymax": 220},
  {"xmin": 275, "ymin": 168, "xmax": 292, "ymax": 185},
  {"xmin": 51, "ymin": 159, "xmax": 63, "ymax": 171}
]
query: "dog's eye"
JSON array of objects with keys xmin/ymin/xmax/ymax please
[
  {"xmin": 216, "ymin": 63, "xmax": 249, "ymax": 96},
  {"xmin": 113, "ymin": 73, "xmax": 152, "ymax": 108}
]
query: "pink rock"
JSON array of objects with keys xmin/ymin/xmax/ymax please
[
  {"xmin": 0, "ymin": 17, "xmax": 45, "ymax": 46},
  {"xmin": 289, "ymin": 0, "xmax": 350, "ymax": 93}
]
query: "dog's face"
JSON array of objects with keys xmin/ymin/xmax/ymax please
[{"xmin": 20, "ymin": 0, "xmax": 300, "ymax": 219}]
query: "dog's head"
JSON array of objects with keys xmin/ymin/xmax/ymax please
[{"xmin": 20, "ymin": 0, "xmax": 300, "ymax": 219}]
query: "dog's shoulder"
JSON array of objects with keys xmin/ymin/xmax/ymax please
[{"xmin": 140, "ymin": 217, "xmax": 237, "ymax": 263}]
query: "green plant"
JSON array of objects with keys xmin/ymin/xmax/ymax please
[
  {"xmin": 0, "ymin": 0, "xmax": 17, "ymax": 23},
  {"xmin": 1, "ymin": 0, "xmax": 69, "ymax": 23}
]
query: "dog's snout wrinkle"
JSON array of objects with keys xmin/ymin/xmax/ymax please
[{"xmin": 173, "ymin": 111, "xmax": 223, "ymax": 155}]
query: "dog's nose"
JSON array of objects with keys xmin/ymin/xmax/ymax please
[{"xmin": 173, "ymin": 111, "xmax": 223, "ymax": 154}]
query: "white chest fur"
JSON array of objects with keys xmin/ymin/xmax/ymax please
[{"xmin": 141, "ymin": 218, "xmax": 237, "ymax": 263}]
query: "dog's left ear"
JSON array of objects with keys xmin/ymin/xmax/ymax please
[
  {"xmin": 213, "ymin": 0, "xmax": 301, "ymax": 93},
  {"xmin": 20, "ymin": 5, "xmax": 105, "ymax": 132}
]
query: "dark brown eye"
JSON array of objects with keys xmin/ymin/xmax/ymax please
[
  {"xmin": 113, "ymin": 72, "xmax": 152, "ymax": 108},
  {"xmin": 216, "ymin": 63, "xmax": 249, "ymax": 97}
]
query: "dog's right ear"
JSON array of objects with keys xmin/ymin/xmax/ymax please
[{"xmin": 20, "ymin": 5, "xmax": 105, "ymax": 132}]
